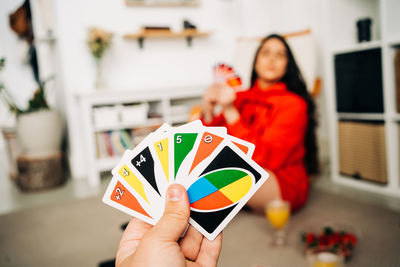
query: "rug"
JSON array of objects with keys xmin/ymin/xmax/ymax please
[{"xmin": 0, "ymin": 188, "xmax": 399, "ymax": 267}]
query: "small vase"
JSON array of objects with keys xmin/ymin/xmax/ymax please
[{"xmin": 95, "ymin": 58, "xmax": 106, "ymax": 89}]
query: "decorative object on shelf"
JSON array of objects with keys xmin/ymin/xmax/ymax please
[
  {"xmin": 356, "ymin": 18, "xmax": 372, "ymax": 43},
  {"xmin": 125, "ymin": 0, "xmax": 199, "ymax": 7},
  {"xmin": 183, "ymin": 19, "xmax": 197, "ymax": 46},
  {"xmin": 143, "ymin": 26, "xmax": 171, "ymax": 32},
  {"xmin": 92, "ymin": 103, "xmax": 150, "ymax": 131},
  {"xmin": 88, "ymin": 28, "xmax": 113, "ymax": 89},
  {"xmin": 124, "ymin": 28, "xmax": 210, "ymax": 48},
  {"xmin": 183, "ymin": 19, "xmax": 196, "ymax": 30}
]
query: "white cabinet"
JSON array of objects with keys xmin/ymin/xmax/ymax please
[
  {"xmin": 323, "ymin": 0, "xmax": 400, "ymax": 197},
  {"xmin": 77, "ymin": 86, "xmax": 203, "ymax": 186}
]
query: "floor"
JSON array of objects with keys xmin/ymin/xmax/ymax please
[
  {"xmin": 1, "ymin": 164, "xmax": 400, "ymax": 267},
  {"xmin": 1, "ymin": 151, "xmax": 400, "ymax": 267}
]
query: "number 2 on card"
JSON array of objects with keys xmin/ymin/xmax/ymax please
[{"xmin": 115, "ymin": 187, "xmax": 124, "ymax": 200}]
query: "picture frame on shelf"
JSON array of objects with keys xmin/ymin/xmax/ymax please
[{"xmin": 125, "ymin": 0, "xmax": 200, "ymax": 7}]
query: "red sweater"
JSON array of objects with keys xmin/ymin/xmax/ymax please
[{"xmin": 203, "ymin": 81, "xmax": 309, "ymax": 210}]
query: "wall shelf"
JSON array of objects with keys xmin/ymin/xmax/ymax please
[
  {"xmin": 93, "ymin": 118, "xmax": 163, "ymax": 133},
  {"xmin": 331, "ymin": 40, "xmax": 382, "ymax": 55},
  {"xmin": 125, "ymin": 0, "xmax": 200, "ymax": 7},
  {"xmin": 391, "ymin": 114, "xmax": 400, "ymax": 121},
  {"xmin": 387, "ymin": 38, "xmax": 400, "ymax": 47},
  {"xmin": 333, "ymin": 174, "xmax": 399, "ymax": 198},
  {"xmin": 96, "ymin": 157, "xmax": 120, "ymax": 172},
  {"xmin": 337, "ymin": 113, "xmax": 385, "ymax": 121},
  {"xmin": 123, "ymin": 29, "xmax": 211, "ymax": 48}
]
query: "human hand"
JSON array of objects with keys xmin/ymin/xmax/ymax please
[
  {"xmin": 202, "ymin": 83, "xmax": 220, "ymax": 123},
  {"xmin": 116, "ymin": 184, "xmax": 223, "ymax": 267},
  {"xmin": 216, "ymin": 83, "xmax": 236, "ymax": 110}
]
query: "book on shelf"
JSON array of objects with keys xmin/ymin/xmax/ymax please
[
  {"xmin": 111, "ymin": 131, "xmax": 125, "ymax": 156},
  {"xmin": 104, "ymin": 132, "xmax": 115, "ymax": 157},
  {"xmin": 95, "ymin": 130, "xmax": 136, "ymax": 158},
  {"xmin": 95, "ymin": 133, "xmax": 109, "ymax": 158},
  {"xmin": 120, "ymin": 130, "xmax": 133, "ymax": 149}
]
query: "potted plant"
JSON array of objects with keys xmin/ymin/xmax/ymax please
[{"xmin": 0, "ymin": 58, "xmax": 63, "ymax": 157}]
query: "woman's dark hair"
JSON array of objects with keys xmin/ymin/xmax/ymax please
[{"xmin": 250, "ymin": 34, "xmax": 319, "ymax": 175}]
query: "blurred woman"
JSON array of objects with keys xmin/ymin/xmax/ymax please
[{"xmin": 202, "ymin": 34, "xmax": 319, "ymax": 213}]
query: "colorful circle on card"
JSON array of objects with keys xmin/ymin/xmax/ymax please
[{"xmin": 187, "ymin": 168, "xmax": 253, "ymax": 211}]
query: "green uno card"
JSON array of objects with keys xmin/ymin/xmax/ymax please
[{"xmin": 174, "ymin": 133, "xmax": 198, "ymax": 180}]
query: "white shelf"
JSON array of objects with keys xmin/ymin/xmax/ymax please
[
  {"xmin": 391, "ymin": 114, "xmax": 400, "ymax": 121},
  {"xmin": 170, "ymin": 114, "xmax": 189, "ymax": 124},
  {"xmin": 337, "ymin": 113, "xmax": 385, "ymax": 121},
  {"xmin": 324, "ymin": 0, "xmax": 400, "ymax": 198},
  {"xmin": 94, "ymin": 118, "xmax": 164, "ymax": 132},
  {"xmin": 96, "ymin": 157, "xmax": 120, "ymax": 172},
  {"xmin": 333, "ymin": 174, "xmax": 399, "ymax": 198},
  {"xmin": 78, "ymin": 86, "xmax": 203, "ymax": 186},
  {"xmin": 387, "ymin": 38, "xmax": 400, "ymax": 47},
  {"xmin": 332, "ymin": 40, "xmax": 382, "ymax": 55}
]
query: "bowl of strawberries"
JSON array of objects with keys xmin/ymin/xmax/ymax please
[{"xmin": 300, "ymin": 224, "xmax": 359, "ymax": 266}]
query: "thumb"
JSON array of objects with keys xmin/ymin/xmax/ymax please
[{"xmin": 151, "ymin": 184, "xmax": 190, "ymax": 241}]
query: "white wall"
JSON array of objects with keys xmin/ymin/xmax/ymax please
[
  {"xmin": 52, "ymin": 0, "xmax": 249, "ymax": 179},
  {"xmin": 1, "ymin": 0, "xmax": 329, "ymax": 180}
]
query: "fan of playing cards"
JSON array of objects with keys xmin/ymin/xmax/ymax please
[
  {"xmin": 213, "ymin": 63, "xmax": 245, "ymax": 92},
  {"xmin": 103, "ymin": 120, "xmax": 269, "ymax": 240}
]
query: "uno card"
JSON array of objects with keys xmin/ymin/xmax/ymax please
[
  {"xmin": 112, "ymin": 151, "xmax": 158, "ymax": 215},
  {"xmin": 183, "ymin": 141, "xmax": 269, "ymax": 240},
  {"xmin": 226, "ymin": 135, "xmax": 255, "ymax": 158},
  {"xmin": 128, "ymin": 123, "xmax": 172, "ymax": 197},
  {"xmin": 124, "ymin": 134, "xmax": 167, "ymax": 219},
  {"xmin": 168, "ymin": 128, "xmax": 202, "ymax": 184},
  {"xmin": 103, "ymin": 120, "xmax": 264, "ymax": 238},
  {"xmin": 167, "ymin": 120, "xmax": 204, "ymax": 183},
  {"xmin": 213, "ymin": 62, "xmax": 244, "ymax": 92},
  {"xmin": 175, "ymin": 126, "xmax": 227, "ymax": 183},
  {"xmin": 102, "ymin": 176, "xmax": 157, "ymax": 225},
  {"xmin": 181, "ymin": 130, "xmax": 256, "ymax": 182},
  {"xmin": 148, "ymin": 128, "xmax": 171, "ymax": 187}
]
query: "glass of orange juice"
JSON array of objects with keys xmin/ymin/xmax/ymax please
[{"xmin": 265, "ymin": 199, "xmax": 290, "ymax": 246}]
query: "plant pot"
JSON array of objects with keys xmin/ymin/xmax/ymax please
[{"xmin": 16, "ymin": 109, "xmax": 63, "ymax": 157}]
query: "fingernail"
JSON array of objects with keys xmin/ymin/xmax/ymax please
[{"xmin": 168, "ymin": 187, "xmax": 182, "ymax": 202}]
